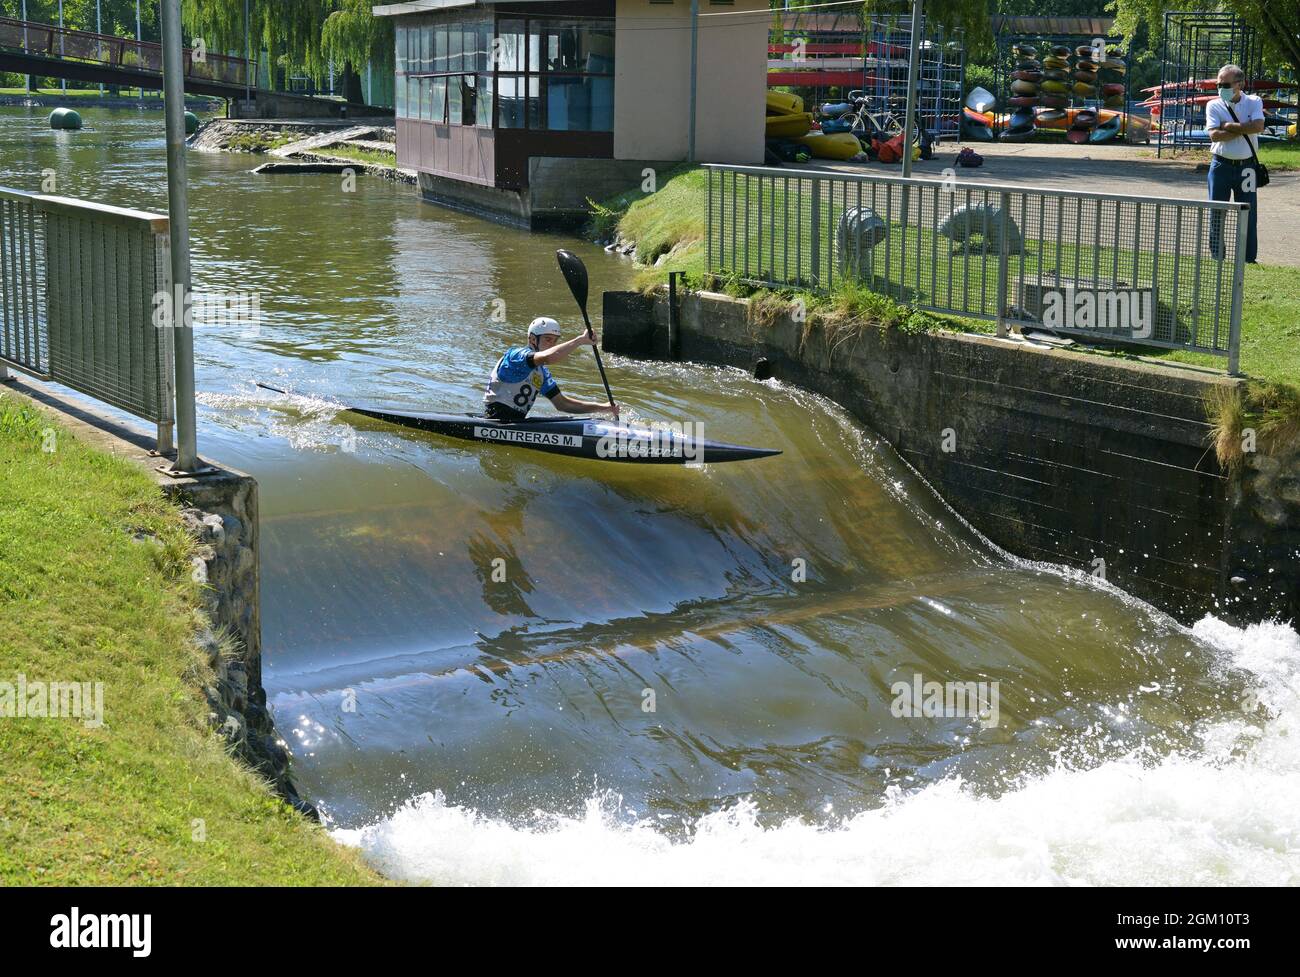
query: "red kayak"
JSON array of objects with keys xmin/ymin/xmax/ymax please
[
  {"xmin": 1145, "ymin": 95, "xmax": 1293, "ymax": 113},
  {"xmin": 1142, "ymin": 79, "xmax": 1298, "ymax": 94}
]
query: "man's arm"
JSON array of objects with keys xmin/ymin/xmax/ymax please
[
  {"xmin": 547, "ymin": 391, "xmax": 618, "ymax": 418},
  {"xmin": 530, "ymin": 332, "xmax": 596, "ymax": 366}
]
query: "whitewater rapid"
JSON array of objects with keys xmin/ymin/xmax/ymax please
[{"xmin": 332, "ymin": 618, "xmax": 1300, "ymax": 886}]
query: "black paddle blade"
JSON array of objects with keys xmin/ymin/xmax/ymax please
[{"xmin": 556, "ymin": 249, "xmax": 589, "ymax": 313}]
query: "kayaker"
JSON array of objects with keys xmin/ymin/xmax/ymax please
[{"xmin": 483, "ymin": 316, "xmax": 618, "ymax": 422}]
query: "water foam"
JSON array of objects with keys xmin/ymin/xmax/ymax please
[{"xmin": 332, "ymin": 618, "xmax": 1300, "ymax": 886}]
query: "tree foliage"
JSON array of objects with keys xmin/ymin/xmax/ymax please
[{"xmin": 1109, "ymin": 0, "xmax": 1300, "ymax": 72}]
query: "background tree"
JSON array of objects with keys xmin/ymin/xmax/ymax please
[{"xmin": 1110, "ymin": 0, "xmax": 1300, "ymax": 73}]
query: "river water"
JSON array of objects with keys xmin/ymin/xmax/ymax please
[{"xmin": 4, "ymin": 108, "xmax": 1297, "ymax": 885}]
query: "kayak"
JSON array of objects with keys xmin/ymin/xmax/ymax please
[
  {"xmin": 766, "ymin": 111, "xmax": 814, "ymax": 138},
  {"xmin": 1142, "ymin": 80, "xmax": 1297, "ymax": 94},
  {"xmin": 796, "ymin": 131, "xmax": 863, "ymax": 159},
  {"xmin": 343, "ymin": 405, "xmax": 782, "ymax": 464}
]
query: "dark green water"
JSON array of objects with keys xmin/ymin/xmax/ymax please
[{"xmin": 4, "ymin": 107, "xmax": 1297, "ymax": 885}]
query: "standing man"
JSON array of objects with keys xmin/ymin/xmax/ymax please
[{"xmin": 1206, "ymin": 64, "xmax": 1266, "ymax": 263}]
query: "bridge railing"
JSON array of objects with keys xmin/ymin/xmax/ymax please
[
  {"xmin": 706, "ymin": 164, "xmax": 1248, "ymax": 373},
  {"xmin": 0, "ymin": 16, "xmax": 255, "ymax": 88},
  {"xmin": 0, "ymin": 187, "xmax": 176, "ymax": 452}
]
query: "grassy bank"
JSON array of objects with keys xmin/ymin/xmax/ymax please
[
  {"xmin": 0, "ymin": 395, "xmax": 379, "ymax": 885},
  {"xmin": 593, "ymin": 165, "xmax": 1300, "ymax": 389},
  {"xmin": 317, "ymin": 143, "xmax": 397, "ymax": 167}
]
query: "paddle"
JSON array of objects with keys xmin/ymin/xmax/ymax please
[{"xmin": 556, "ymin": 249, "xmax": 616, "ymax": 417}]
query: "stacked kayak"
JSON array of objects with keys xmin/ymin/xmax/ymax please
[
  {"xmin": 1004, "ymin": 43, "xmax": 1040, "ymax": 138},
  {"xmin": 796, "ymin": 131, "xmax": 864, "ymax": 160},
  {"xmin": 766, "ymin": 91, "xmax": 814, "ymax": 139}
]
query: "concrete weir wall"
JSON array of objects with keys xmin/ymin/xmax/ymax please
[{"xmin": 603, "ymin": 290, "xmax": 1299, "ymax": 627}]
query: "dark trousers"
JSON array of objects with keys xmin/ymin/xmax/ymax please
[{"xmin": 1208, "ymin": 156, "xmax": 1259, "ymax": 263}]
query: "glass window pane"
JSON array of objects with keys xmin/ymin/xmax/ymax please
[
  {"xmin": 498, "ymin": 74, "xmax": 525, "ymax": 128},
  {"xmin": 448, "ymin": 24, "xmax": 462, "ymax": 72},
  {"xmin": 396, "ymin": 73, "xmax": 407, "ymax": 117},
  {"xmin": 395, "ymin": 23, "xmax": 406, "ymax": 74},
  {"xmin": 528, "ymin": 27, "xmax": 541, "ymax": 75},
  {"xmin": 587, "ymin": 26, "xmax": 614, "ymax": 73},
  {"xmin": 588, "ymin": 76, "xmax": 613, "ymax": 130},
  {"xmin": 421, "ymin": 22, "xmax": 432, "ymax": 72},
  {"xmin": 498, "ymin": 19, "xmax": 525, "ymax": 71},
  {"xmin": 527, "ymin": 76, "xmax": 541, "ymax": 129},
  {"xmin": 447, "ymin": 73, "xmax": 462, "ymax": 123},
  {"xmin": 434, "ymin": 77, "xmax": 448, "ymax": 123},
  {"xmin": 420, "ymin": 76, "xmax": 433, "ymax": 120},
  {"xmin": 461, "ymin": 75, "xmax": 477, "ymax": 126},
  {"xmin": 476, "ymin": 74, "xmax": 493, "ymax": 127},
  {"xmin": 433, "ymin": 25, "xmax": 447, "ymax": 72}
]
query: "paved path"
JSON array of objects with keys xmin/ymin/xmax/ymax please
[{"xmin": 817, "ymin": 142, "xmax": 1299, "ymax": 267}]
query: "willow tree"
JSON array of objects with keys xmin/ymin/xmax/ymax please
[
  {"xmin": 321, "ymin": 0, "xmax": 393, "ymax": 103},
  {"xmin": 181, "ymin": 0, "xmax": 335, "ymax": 91}
]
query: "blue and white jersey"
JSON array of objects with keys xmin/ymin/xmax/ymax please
[{"xmin": 484, "ymin": 346, "xmax": 560, "ymax": 415}]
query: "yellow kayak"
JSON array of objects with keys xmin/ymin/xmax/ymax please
[
  {"xmin": 766, "ymin": 91, "xmax": 804, "ymax": 116},
  {"xmin": 766, "ymin": 111, "xmax": 815, "ymax": 138},
  {"xmin": 796, "ymin": 131, "xmax": 863, "ymax": 159}
]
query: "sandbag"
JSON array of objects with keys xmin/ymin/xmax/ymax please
[
  {"xmin": 938, "ymin": 204, "xmax": 1024, "ymax": 254},
  {"xmin": 837, "ymin": 206, "xmax": 889, "ymax": 279}
]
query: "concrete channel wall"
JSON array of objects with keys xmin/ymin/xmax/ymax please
[{"xmin": 602, "ymin": 289, "xmax": 1299, "ymax": 627}]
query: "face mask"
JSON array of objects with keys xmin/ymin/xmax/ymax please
[{"xmin": 1218, "ymin": 86, "xmax": 1235, "ymax": 100}]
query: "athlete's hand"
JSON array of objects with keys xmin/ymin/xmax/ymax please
[
  {"xmin": 574, "ymin": 332, "xmax": 597, "ymax": 347},
  {"xmin": 607, "ymin": 401, "xmax": 619, "ymax": 421}
]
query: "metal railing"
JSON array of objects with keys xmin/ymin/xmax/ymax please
[
  {"xmin": 0, "ymin": 187, "xmax": 175, "ymax": 452},
  {"xmin": 706, "ymin": 164, "xmax": 1248, "ymax": 373},
  {"xmin": 0, "ymin": 16, "xmax": 256, "ymax": 88}
]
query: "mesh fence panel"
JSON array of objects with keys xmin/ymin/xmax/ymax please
[
  {"xmin": 707, "ymin": 166, "xmax": 1244, "ymax": 364},
  {"xmin": 0, "ymin": 188, "xmax": 173, "ymax": 426}
]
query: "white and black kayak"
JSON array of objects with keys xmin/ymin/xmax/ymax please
[{"xmin": 345, "ymin": 404, "xmax": 781, "ymax": 465}]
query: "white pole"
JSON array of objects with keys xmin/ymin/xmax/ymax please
[
  {"xmin": 97, "ymin": 0, "xmax": 103, "ymax": 96},
  {"xmin": 59, "ymin": 0, "xmax": 65, "ymax": 95}
]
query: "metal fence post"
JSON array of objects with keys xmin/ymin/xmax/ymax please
[
  {"xmin": 810, "ymin": 178, "xmax": 821, "ymax": 286},
  {"xmin": 161, "ymin": 0, "xmax": 199, "ymax": 472},
  {"xmin": 996, "ymin": 190, "xmax": 1011, "ymax": 337},
  {"xmin": 1227, "ymin": 203, "xmax": 1248, "ymax": 375}
]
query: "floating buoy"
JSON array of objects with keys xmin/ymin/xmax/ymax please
[
  {"xmin": 49, "ymin": 107, "xmax": 82, "ymax": 130},
  {"xmin": 185, "ymin": 111, "xmax": 200, "ymax": 135}
]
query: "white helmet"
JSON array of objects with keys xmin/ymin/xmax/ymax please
[{"xmin": 528, "ymin": 316, "xmax": 562, "ymax": 341}]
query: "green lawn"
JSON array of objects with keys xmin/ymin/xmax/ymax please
[
  {"xmin": 0, "ymin": 395, "xmax": 380, "ymax": 885},
  {"xmin": 600, "ymin": 165, "xmax": 1299, "ymax": 388},
  {"xmin": 1149, "ymin": 140, "xmax": 1300, "ymax": 172},
  {"xmin": 0, "ymin": 87, "xmax": 158, "ymax": 98}
]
